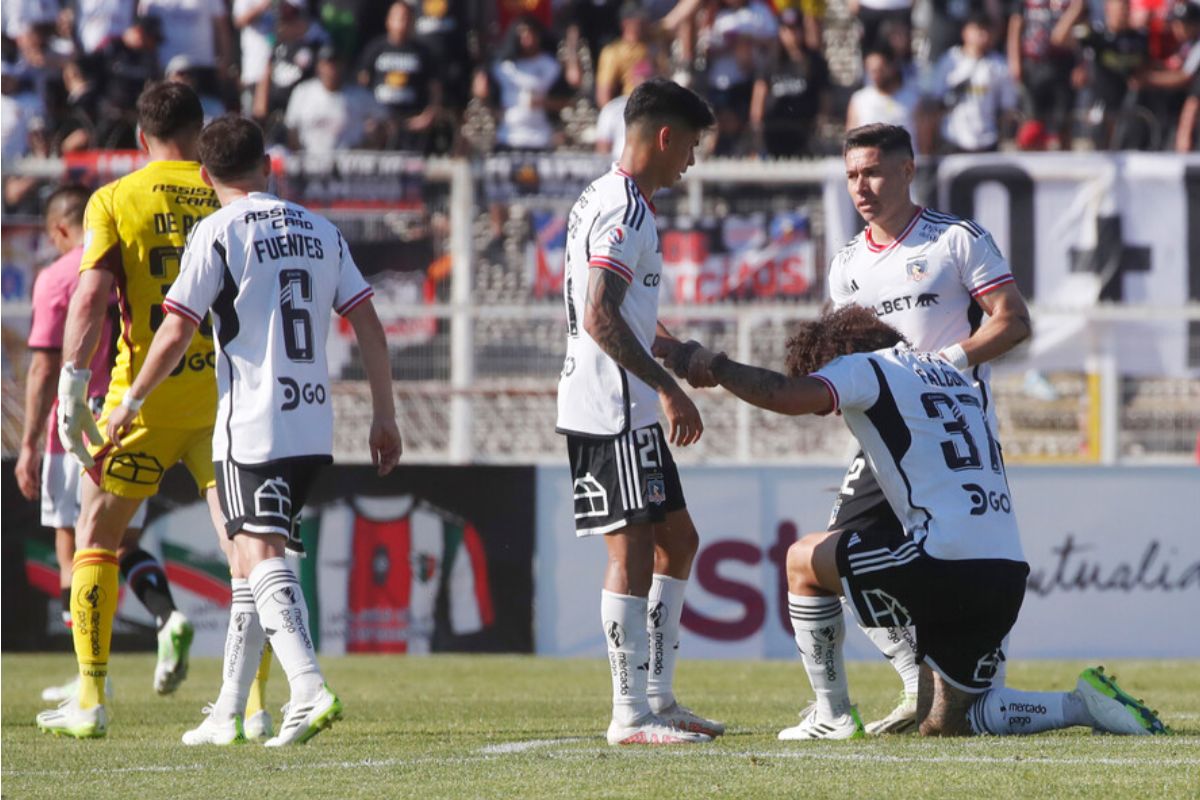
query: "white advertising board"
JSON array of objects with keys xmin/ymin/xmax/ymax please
[{"xmin": 535, "ymin": 465, "xmax": 1200, "ymax": 660}]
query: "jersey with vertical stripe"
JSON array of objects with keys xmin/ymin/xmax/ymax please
[
  {"xmin": 556, "ymin": 164, "xmax": 662, "ymax": 437},
  {"xmin": 163, "ymin": 192, "xmax": 373, "ymax": 465},
  {"xmin": 812, "ymin": 345, "xmax": 1024, "ymax": 564},
  {"xmin": 80, "ymin": 160, "xmax": 221, "ymax": 428},
  {"xmin": 827, "ymin": 207, "xmax": 1013, "ymax": 421}
]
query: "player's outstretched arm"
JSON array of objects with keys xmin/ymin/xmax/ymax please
[
  {"xmin": 949, "ymin": 283, "xmax": 1032, "ymax": 369},
  {"xmin": 57, "ymin": 269, "xmax": 115, "ymax": 464},
  {"xmin": 345, "ymin": 300, "xmax": 402, "ymax": 476},
  {"xmin": 689, "ymin": 347, "xmax": 834, "ymax": 417},
  {"xmin": 583, "ymin": 267, "xmax": 703, "ymax": 446},
  {"xmin": 105, "ymin": 312, "xmax": 198, "ymax": 447}
]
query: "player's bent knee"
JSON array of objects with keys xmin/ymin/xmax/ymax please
[{"xmin": 786, "ymin": 535, "xmax": 822, "ymax": 584}]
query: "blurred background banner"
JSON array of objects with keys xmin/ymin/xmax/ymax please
[
  {"xmin": 3, "ymin": 463, "xmax": 535, "ymax": 656},
  {"xmin": 535, "ymin": 465, "xmax": 1200, "ymax": 661}
]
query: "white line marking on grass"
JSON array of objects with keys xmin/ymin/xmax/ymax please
[{"xmin": 480, "ymin": 738, "xmax": 587, "ymax": 754}]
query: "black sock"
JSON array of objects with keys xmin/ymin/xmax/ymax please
[
  {"xmin": 60, "ymin": 587, "xmax": 72, "ymax": 628},
  {"xmin": 119, "ymin": 549, "xmax": 176, "ymax": 630}
]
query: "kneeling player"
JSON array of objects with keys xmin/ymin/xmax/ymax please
[
  {"xmin": 669, "ymin": 307, "xmax": 1168, "ymax": 739},
  {"xmin": 106, "ymin": 115, "xmax": 402, "ymax": 746}
]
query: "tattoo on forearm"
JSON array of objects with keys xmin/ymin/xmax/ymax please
[
  {"xmin": 585, "ymin": 268, "xmax": 673, "ymax": 392},
  {"xmin": 713, "ymin": 358, "xmax": 790, "ymax": 410}
]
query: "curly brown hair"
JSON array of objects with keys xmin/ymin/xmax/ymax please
[{"xmin": 784, "ymin": 305, "xmax": 908, "ymax": 377}]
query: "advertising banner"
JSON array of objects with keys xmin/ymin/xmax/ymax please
[
  {"xmin": 536, "ymin": 465, "xmax": 1200, "ymax": 660},
  {"xmin": 6, "ymin": 464, "xmax": 535, "ymax": 656}
]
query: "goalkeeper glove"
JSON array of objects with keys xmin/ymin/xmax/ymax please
[{"xmin": 57, "ymin": 365, "xmax": 103, "ymax": 468}]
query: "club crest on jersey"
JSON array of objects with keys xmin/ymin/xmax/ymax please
[
  {"xmin": 906, "ymin": 257, "xmax": 929, "ymax": 282},
  {"xmin": 608, "ymin": 227, "xmax": 626, "ymax": 247},
  {"xmin": 645, "ymin": 478, "xmax": 666, "ymax": 505}
]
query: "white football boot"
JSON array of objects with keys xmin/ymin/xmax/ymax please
[
  {"xmin": 1076, "ymin": 666, "xmax": 1168, "ymax": 735},
  {"xmin": 606, "ymin": 714, "xmax": 712, "ymax": 745},
  {"xmin": 654, "ymin": 701, "xmax": 726, "ymax": 737},
  {"xmin": 154, "ymin": 611, "xmax": 195, "ymax": 695},
  {"xmin": 865, "ymin": 692, "xmax": 919, "ymax": 735},
  {"xmin": 778, "ymin": 704, "xmax": 866, "ymax": 741},
  {"xmin": 244, "ymin": 709, "xmax": 274, "ymax": 741},
  {"xmin": 182, "ymin": 704, "xmax": 246, "ymax": 746},
  {"xmin": 36, "ymin": 698, "xmax": 107, "ymax": 739},
  {"xmin": 264, "ymin": 686, "xmax": 343, "ymax": 746}
]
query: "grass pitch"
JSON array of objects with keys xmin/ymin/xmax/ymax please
[{"xmin": 3, "ymin": 654, "xmax": 1197, "ymax": 799}]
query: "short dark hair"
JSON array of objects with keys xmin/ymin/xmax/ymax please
[
  {"xmin": 785, "ymin": 305, "xmax": 907, "ymax": 376},
  {"xmin": 843, "ymin": 122, "xmax": 914, "ymax": 159},
  {"xmin": 624, "ymin": 77, "xmax": 715, "ymax": 133},
  {"xmin": 136, "ymin": 81, "xmax": 203, "ymax": 140},
  {"xmin": 198, "ymin": 115, "xmax": 265, "ymax": 181},
  {"xmin": 45, "ymin": 184, "xmax": 91, "ymax": 228},
  {"xmin": 964, "ymin": 10, "xmax": 994, "ymax": 29}
]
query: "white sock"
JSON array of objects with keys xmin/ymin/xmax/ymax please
[
  {"xmin": 601, "ymin": 590, "xmax": 651, "ymax": 726},
  {"xmin": 968, "ymin": 688, "xmax": 1088, "ymax": 735},
  {"xmin": 249, "ymin": 558, "xmax": 323, "ymax": 702},
  {"xmin": 843, "ymin": 595, "xmax": 920, "ymax": 696},
  {"xmin": 213, "ymin": 579, "xmax": 266, "ymax": 719},
  {"xmin": 646, "ymin": 574, "xmax": 686, "ymax": 712},
  {"xmin": 788, "ymin": 592, "xmax": 851, "ymax": 719}
]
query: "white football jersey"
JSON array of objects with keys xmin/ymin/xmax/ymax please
[
  {"xmin": 165, "ymin": 192, "xmax": 373, "ymax": 464},
  {"xmin": 828, "ymin": 207, "xmax": 1013, "ymax": 422},
  {"xmin": 556, "ymin": 165, "xmax": 663, "ymax": 437},
  {"xmin": 924, "ymin": 48, "xmax": 1019, "ymax": 151},
  {"xmin": 813, "ymin": 346, "xmax": 1024, "ymax": 564}
]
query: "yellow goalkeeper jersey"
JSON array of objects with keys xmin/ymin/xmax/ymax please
[{"xmin": 80, "ymin": 160, "xmax": 221, "ymax": 429}]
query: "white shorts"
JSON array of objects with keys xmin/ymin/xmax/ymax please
[{"xmin": 41, "ymin": 452, "xmax": 148, "ymax": 530}]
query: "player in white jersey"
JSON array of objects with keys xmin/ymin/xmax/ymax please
[
  {"xmin": 106, "ymin": 115, "xmax": 402, "ymax": 746},
  {"xmin": 827, "ymin": 123, "xmax": 1033, "ymax": 733},
  {"xmin": 556, "ymin": 78, "xmax": 722, "ymax": 746},
  {"xmin": 676, "ymin": 306, "xmax": 1167, "ymax": 739}
]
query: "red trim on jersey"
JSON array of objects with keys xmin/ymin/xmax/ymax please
[
  {"xmin": 336, "ymin": 287, "xmax": 374, "ymax": 316},
  {"xmin": 613, "ymin": 166, "xmax": 657, "ymax": 214},
  {"xmin": 462, "ymin": 524, "xmax": 496, "ymax": 626},
  {"xmin": 865, "ymin": 207, "xmax": 924, "ymax": 253},
  {"xmin": 811, "ymin": 374, "xmax": 839, "ymax": 415},
  {"xmin": 162, "ymin": 298, "xmax": 203, "ymax": 325},
  {"xmin": 970, "ymin": 274, "xmax": 1015, "ymax": 298},
  {"xmin": 588, "ymin": 256, "xmax": 633, "ymax": 283}
]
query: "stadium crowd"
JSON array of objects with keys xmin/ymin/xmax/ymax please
[{"xmin": 3, "ymin": 0, "xmax": 1200, "ymax": 173}]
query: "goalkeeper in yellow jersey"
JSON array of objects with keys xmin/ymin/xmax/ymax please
[{"xmin": 37, "ymin": 83, "xmax": 270, "ymax": 741}]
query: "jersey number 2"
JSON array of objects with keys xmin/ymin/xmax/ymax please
[{"xmin": 279, "ymin": 269, "xmax": 314, "ymax": 363}]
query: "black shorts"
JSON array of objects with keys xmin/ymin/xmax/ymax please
[
  {"xmin": 836, "ymin": 525, "xmax": 1029, "ymax": 693},
  {"xmin": 566, "ymin": 423, "xmax": 686, "ymax": 536},
  {"xmin": 827, "ymin": 451, "xmax": 902, "ymax": 535},
  {"xmin": 215, "ymin": 457, "xmax": 328, "ymax": 550}
]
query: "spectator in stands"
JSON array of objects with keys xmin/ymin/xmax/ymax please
[
  {"xmin": 596, "ymin": 3, "xmax": 668, "ymax": 108},
  {"xmin": 595, "ymin": 57, "xmax": 656, "ymax": 156},
  {"xmin": 704, "ymin": 0, "xmax": 779, "ymax": 154},
  {"xmin": 316, "ymin": 0, "xmax": 379, "ymax": 59},
  {"xmin": 165, "ymin": 55, "xmax": 225, "ymax": 122},
  {"xmin": 847, "ymin": 47, "xmax": 920, "ymax": 147},
  {"xmin": 850, "ymin": 0, "xmax": 912, "ymax": 51},
  {"xmin": 772, "ymin": 0, "xmax": 827, "ymax": 52},
  {"xmin": 477, "ymin": 13, "xmax": 563, "ymax": 150},
  {"xmin": 1140, "ymin": 0, "xmax": 1200, "ymax": 134},
  {"xmin": 2, "ymin": 58, "xmax": 40, "ymax": 161},
  {"xmin": 922, "ymin": 12, "xmax": 1019, "ymax": 153},
  {"xmin": 358, "ymin": 0, "xmax": 443, "ymax": 152},
  {"xmin": 137, "ymin": 0, "xmax": 231, "ymax": 92},
  {"xmin": 232, "ymin": 0, "xmax": 275, "ymax": 112},
  {"xmin": 1056, "ymin": 0, "xmax": 1150, "ymax": 149},
  {"xmin": 749, "ymin": 7, "xmax": 830, "ymax": 157},
  {"xmin": 1008, "ymin": 0, "xmax": 1078, "ymax": 150},
  {"xmin": 287, "ymin": 43, "xmax": 386, "ymax": 152},
  {"xmin": 927, "ymin": 0, "xmax": 1008, "ymax": 63},
  {"xmin": 878, "ymin": 17, "xmax": 919, "ymax": 86},
  {"xmin": 9, "ymin": 12, "xmax": 71, "ymax": 100},
  {"xmin": 54, "ymin": 55, "xmax": 104, "ymax": 151},
  {"xmin": 95, "ymin": 14, "xmax": 161, "ymax": 142},
  {"xmin": 412, "ymin": 0, "xmax": 473, "ymax": 111},
  {"xmin": 74, "ymin": 0, "xmax": 136, "ymax": 54},
  {"xmin": 254, "ymin": 0, "xmax": 329, "ymax": 137}
]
